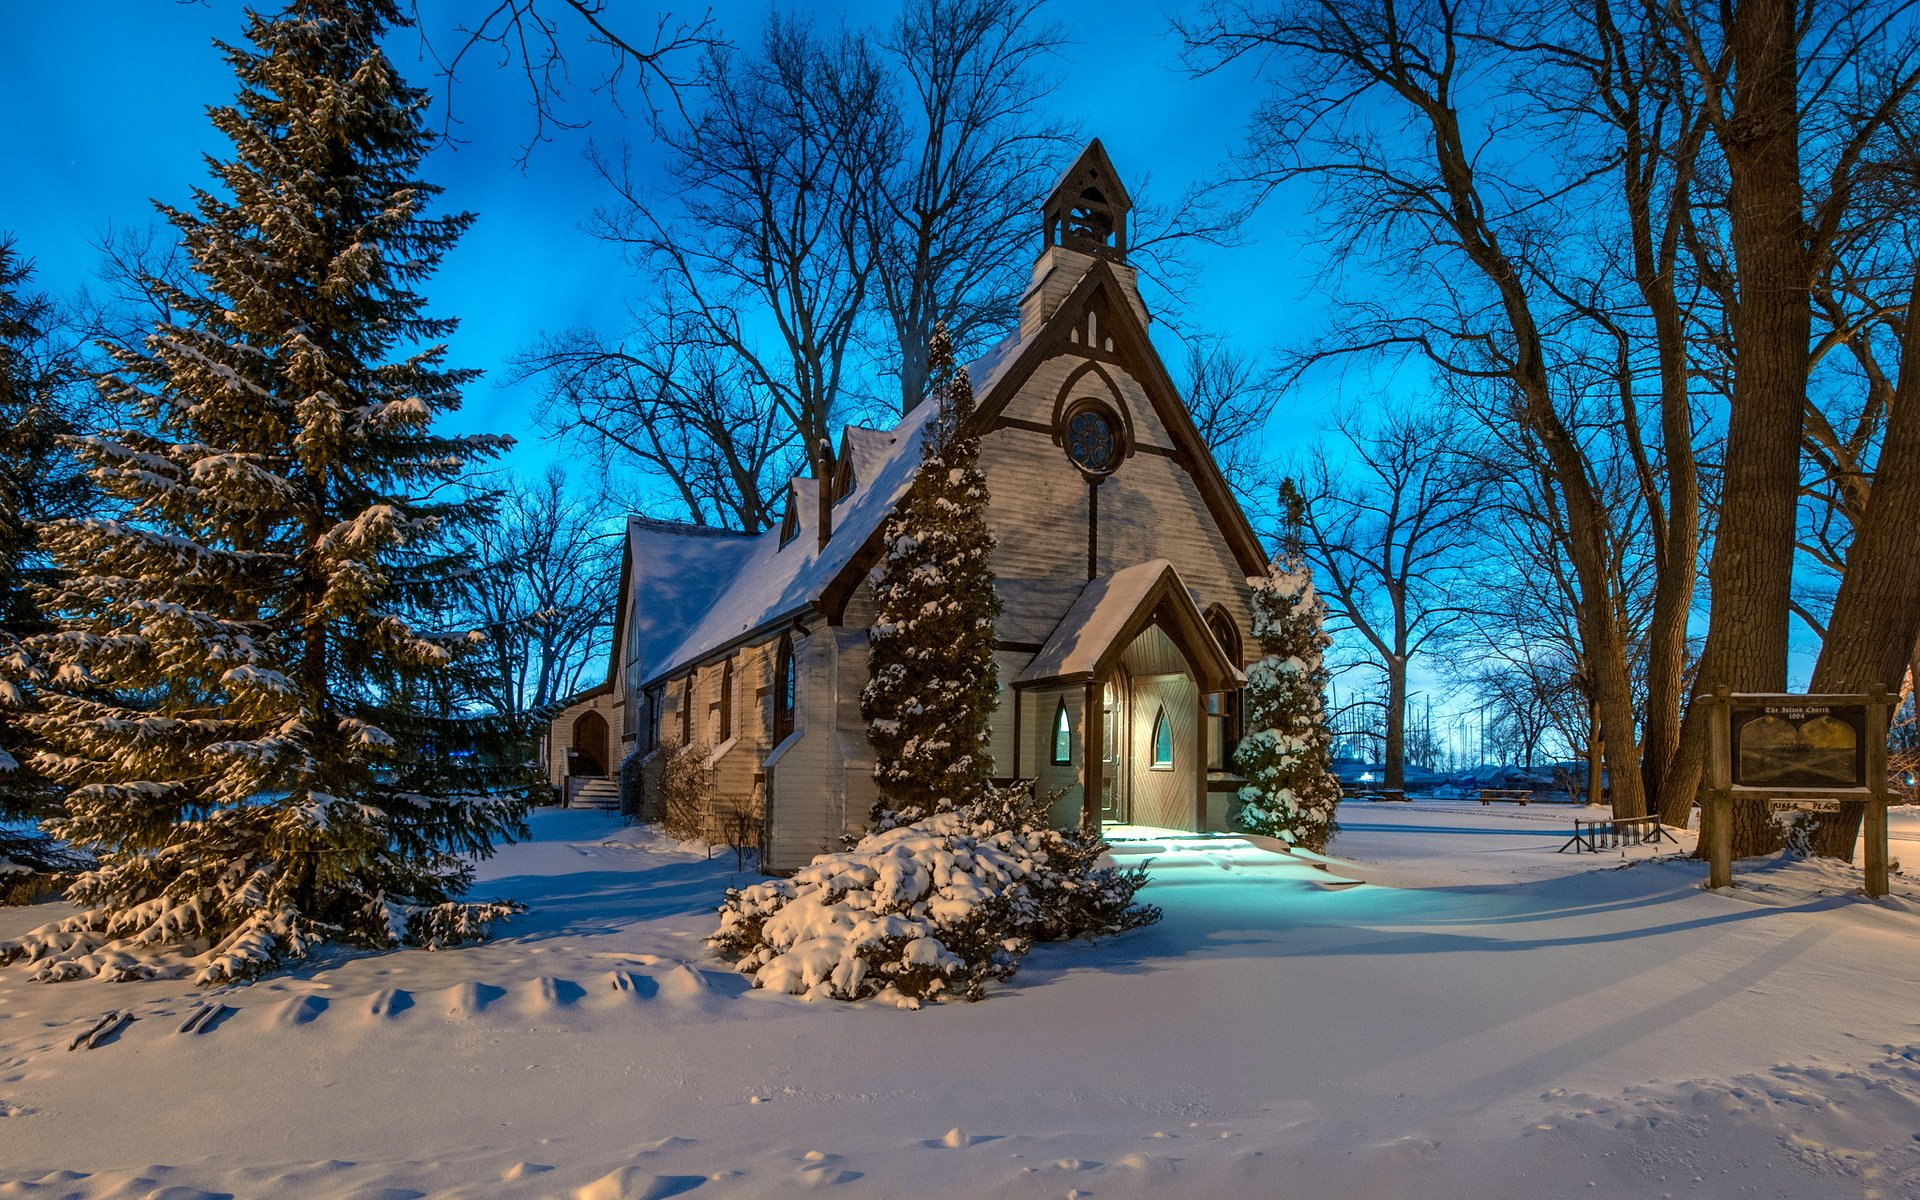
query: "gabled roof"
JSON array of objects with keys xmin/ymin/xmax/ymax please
[
  {"xmin": 624, "ymin": 517, "xmax": 755, "ymax": 684},
  {"xmin": 625, "ymin": 395, "xmax": 937, "ymax": 687},
  {"xmin": 618, "ymin": 227, "xmax": 1266, "ymax": 689},
  {"xmin": 1016, "ymin": 560, "xmax": 1243, "ymax": 692}
]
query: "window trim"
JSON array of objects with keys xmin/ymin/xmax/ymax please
[
  {"xmin": 1051, "ymin": 699, "xmax": 1074, "ymax": 765},
  {"xmin": 719, "ymin": 656, "xmax": 734, "ymax": 742}
]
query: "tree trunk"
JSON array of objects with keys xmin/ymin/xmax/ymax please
[
  {"xmin": 1667, "ymin": 0, "xmax": 1810, "ymax": 855},
  {"xmin": 1805, "ymin": 260, "xmax": 1920, "ymax": 858},
  {"xmin": 1385, "ymin": 654, "xmax": 1407, "ymax": 792}
]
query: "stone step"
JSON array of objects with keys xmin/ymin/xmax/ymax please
[{"xmin": 568, "ymin": 778, "xmax": 621, "ymax": 810}]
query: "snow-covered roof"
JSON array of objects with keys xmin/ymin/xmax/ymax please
[
  {"xmin": 625, "ymin": 518, "xmax": 756, "ymax": 684},
  {"xmin": 1016, "ymin": 560, "xmax": 1243, "ymax": 689},
  {"xmin": 627, "ymin": 331, "xmax": 1028, "ymax": 687}
]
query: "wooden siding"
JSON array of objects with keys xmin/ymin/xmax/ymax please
[
  {"xmin": 1021, "ymin": 683, "xmax": 1087, "ymax": 829},
  {"xmin": 983, "ymin": 351, "xmax": 1258, "ymax": 664},
  {"xmin": 767, "ymin": 629, "xmax": 848, "ymax": 871}
]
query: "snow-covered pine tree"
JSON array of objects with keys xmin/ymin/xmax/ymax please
[
  {"xmin": 0, "ymin": 0, "xmax": 523, "ymax": 983},
  {"xmin": 0, "ymin": 238, "xmax": 93, "ymax": 896},
  {"xmin": 861, "ymin": 325, "xmax": 1002, "ymax": 825},
  {"xmin": 1235, "ymin": 479, "xmax": 1341, "ymax": 852}
]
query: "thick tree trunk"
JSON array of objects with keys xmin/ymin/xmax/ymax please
[
  {"xmin": 1667, "ymin": 0, "xmax": 1810, "ymax": 855},
  {"xmin": 1805, "ymin": 261, "xmax": 1920, "ymax": 858}
]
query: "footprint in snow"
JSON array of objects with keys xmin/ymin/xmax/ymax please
[
  {"xmin": 796, "ymin": 1150, "xmax": 861, "ymax": 1188},
  {"xmin": 440, "ymin": 980, "xmax": 507, "ymax": 1018},
  {"xmin": 366, "ymin": 988, "xmax": 413, "ymax": 1019},
  {"xmin": 515, "ymin": 975, "xmax": 588, "ymax": 1016},
  {"xmin": 267, "ymin": 995, "xmax": 328, "ymax": 1028},
  {"xmin": 572, "ymin": 1167, "xmax": 708, "ymax": 1200}
]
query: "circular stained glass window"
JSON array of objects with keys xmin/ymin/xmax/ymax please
[{"xmin": 1065, "ymin": 407, "xmax": 1120, "ymax": 475}]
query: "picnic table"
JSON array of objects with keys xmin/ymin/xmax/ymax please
[{"xmin": 1477, "ymin": 788, "xmax": 1533, "ymax": 806}]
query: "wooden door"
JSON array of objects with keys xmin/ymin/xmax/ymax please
[
  {"xmin": 1129, "ymin": 672, "xmax": 1198, "ymax": 830},
  {"xmin": 571, "ymin": 709, "xmax": 608, "ymax": 776}
]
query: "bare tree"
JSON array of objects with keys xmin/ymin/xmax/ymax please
[
  {"xmin": 870, "ymin": 0, "xmax": 1071, "ymax": 411},
  {"xmin": 1179, "ymin": 0, "xmax": 1689, "ymax": 820},
  {"xmin": 532, "ymin": 0, "xmax": 1074, "ymax": 538},
  {"xmin": 1297, "ymin": 407, "xmax": 1488, "ymax": 791},
  {"xmin": 577, "ymin": 19, "xmax": 893, "ymax": 546},
  {"xmin": 516, "ymin": 311, "xmax": 798, "ymax": 531},
  {"xmin": 408, "ymin": 0, "xmax": 720, "ymax": 164},
  {"xmin": 456, "ymin": 468, "xmax": 620, "ymax": 723},
  {"xmin": 1182, "ymin": 336, "xmax": 1280, "ymax": 514}
]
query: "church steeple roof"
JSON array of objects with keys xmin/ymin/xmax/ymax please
[{"xmin": 1043, "ymin": 138, "xmax": 1132, "ymax": 261}]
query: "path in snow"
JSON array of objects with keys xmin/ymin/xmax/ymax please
[{"xmin": 1, "ymin": 804, "xmax": 1918, "ymax": 1199}]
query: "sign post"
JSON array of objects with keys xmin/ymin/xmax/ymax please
[{"xmin": 1705, "ymin": 689, "xmax": 1895, "ymax": 897}]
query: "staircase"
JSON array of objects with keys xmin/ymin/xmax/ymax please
[{"xmin": 567, "ymin": 776, "xmax": 622, "ymax": 811}]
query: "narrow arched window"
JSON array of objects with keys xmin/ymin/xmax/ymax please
[
  {"xmin": 1052, "ymin": 699, "xmax": 1073, "ymax": 764},
  {"xmin": 774, "ymin": 635, "xmax": 796, "ymax": 742},
  {"xmin": 1205, "ymin": 607, "xmax": 1244, "ymax": 770},
  {"xmin": 1151, "ymin": 705, "xmax": 1174, "ymax": 769}
]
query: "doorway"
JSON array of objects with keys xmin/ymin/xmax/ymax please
[
  {"xmin": 571, "ymin": 709, "xmax": 608, "ymax": 776},
  {"xmin": 1100, "ymin": 671, "xmax": 1129, "ymax": 822}
]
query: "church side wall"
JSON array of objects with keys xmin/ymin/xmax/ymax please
[{"xmin": 766, "ymin": 629, "xmax": 844, "ymax": 872}]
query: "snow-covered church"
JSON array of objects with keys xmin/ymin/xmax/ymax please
[{"xmin": 547, "ymin": 141, "xmax": 1268, "ymax": 872}]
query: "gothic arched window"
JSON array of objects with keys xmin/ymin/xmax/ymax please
[
  {"xmin": 1052, "ymin": 699, "xmax": 1073, "ymax": 764},
  {"xmin": 1205, "ymin": 606, "xmax": 1244, "ymax": 771},
  {"xmin": 774, "ymin": 635, "xmax": 796, "ymax": 742},
  {"xmin": 1150, "ymin": 706, "xmax": 1174, "ymax": 770}
]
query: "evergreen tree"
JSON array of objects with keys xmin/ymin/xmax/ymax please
[
  {"xmin": 1236, "ymin": 480, "xmax": 1341, "ymax": 852},
  {"xmin": 0, "ymin": 0, "xmax": 523, "ymax": 983},
  {"xmin": 862, "ymin": 325, "xmax": 1002, "ymax": 825},
  {"xmin": 0, "ymin": 238, "xmax": 93, "ymax": 893}
]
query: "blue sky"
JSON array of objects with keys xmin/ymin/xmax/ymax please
[{"xmin": 2, "ymin": 0, "xmax": 1336, "ymax": 486}]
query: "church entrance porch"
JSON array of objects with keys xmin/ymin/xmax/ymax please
[{"xmin": 1014, "ymin": 560, "xmax": 1242, "ymax": 835}]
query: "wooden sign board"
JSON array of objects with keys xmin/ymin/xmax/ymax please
[
  {"xmin": 1705, "ymin": 689, "xmax": 1895, "ymax": 898},
  {"xmin": 1727, "ymin": 695, "xmax": 1871, "ymax": 793}
]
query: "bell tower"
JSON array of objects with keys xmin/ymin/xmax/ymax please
[
  {"xmin": 1022, "ymin": 139, "xmax": 1148, "ymax": 339},
  {"xmin": 1042, "ymin": 139, "xmax": 1131, "ymax": 260}
]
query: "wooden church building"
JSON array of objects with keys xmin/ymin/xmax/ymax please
[{"xmin": 547, "ymin": 141, "xmax": 1269, "ymax": 872}]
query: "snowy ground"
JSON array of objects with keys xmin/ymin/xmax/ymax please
[{"xmin": 4, "ymin": 801, "xmax": 1920, "ymax": 1199}]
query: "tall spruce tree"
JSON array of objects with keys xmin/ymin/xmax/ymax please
[
  {"xmin": 1236, "ymin": 480, "xmax": 1341, "ymax": 852},
  {"xmin": 0, "ymin": 0, "xmax": 523, "ymax": 983},
  {"xmin": 0, "ymin": 239, "xmax": 92, "ymax": 892},
  {"xmin": 862, "ymin": 326, "xmax": 1002, "ymax": 825}
]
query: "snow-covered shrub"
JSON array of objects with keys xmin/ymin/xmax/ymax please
[
  {"xmin": 1774, "ymin": 806, "xmax": 1820, "ymax": 859},
  {"xmin": 1236, "ymin": 482, "xmax": 1341, "ymax": 852},
  {"xmin": 710, "ymin": 782, "xmax": 1158, "ymax": 1007},
  {"xmin": 656, "ymin": 741, "xmax": 712, "ymax": 842},
  {"xmin": 618, "ymin": 748, "xmax": 648, "ymax": 822}
]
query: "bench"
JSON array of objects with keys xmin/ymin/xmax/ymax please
[
  {"xmin": 1477, "ymin": 788, "xmax": 1533, "ymax": 806},
  {"xmin": 1557, "ymin": 814, "xmax": 1678, "ymax": 854}
]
